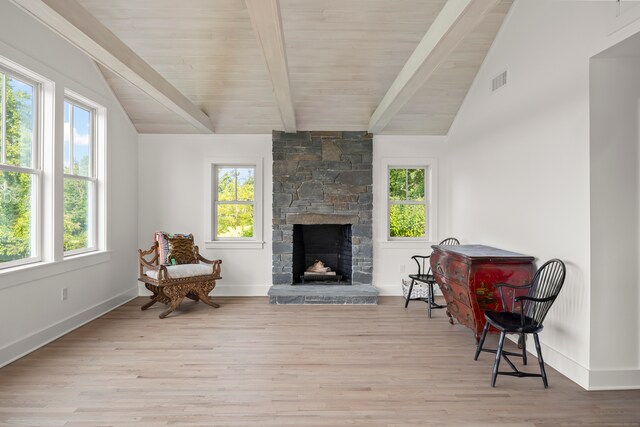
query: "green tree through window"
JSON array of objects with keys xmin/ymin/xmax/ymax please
[
  {"xmin": 0, "ymin": 72, "xmax": 37, "ymax": 265},
  {"xmin": 388, "ymin": 167, "xmax": 427, "ymax": 238},
  {"xmin": 63, "ymin": 99, "xmax": 94, "ymax": 253},
  {"xmin": 215, "ymin": 166, "xmax": 255, "ymax": 238}
]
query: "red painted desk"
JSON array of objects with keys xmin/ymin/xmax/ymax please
[{"xmin": 430, "ymin": 244, "xmax": 534, "ymax": 342}]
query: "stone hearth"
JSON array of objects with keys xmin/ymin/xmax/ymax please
[
  {"xmin": 268, "ymin": 284, "xmax": 378, "ymax": 305},
  {"xmin": 269, "ymin": 131, "xmax": 377, "ymax": 304}
]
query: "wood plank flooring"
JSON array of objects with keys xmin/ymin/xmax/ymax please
[{"xmin": 1, "ymin": 297, "xmax": 639, "ymax": 426}]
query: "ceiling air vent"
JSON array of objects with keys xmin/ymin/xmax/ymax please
[{"xmin": 492, "ymin": 70, "xmax": 507, "ymax": 92}]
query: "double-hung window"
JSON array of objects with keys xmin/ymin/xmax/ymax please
[
  {"xmin": 388, "ymin": 166, "xmax": 431, "ymax": 240},
  {"xmin": 213, "ymin": 165, "xmax": 256, "ymax": 240},
  {"xmin": 0, "ymin": 54, "xmax": 106, "ymax": 277},
  {"xmin": 63, "ymin": 98, "xmax": 96, "ymax": 254},
  {"xmin": 0, "ymin": 67, "xmax": 41, "ymax": 269}
]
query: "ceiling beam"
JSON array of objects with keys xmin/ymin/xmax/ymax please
[
  {"xmin": 368, "ymin": 0, "xmax": 501, "ymax": 134},
  {"xmin": 11, "ymin": 0, "xmax": 215, "ymax": 133},
  {"xmin": 245, "ymin": 0, "xmax": 296, "ymax": 133}
]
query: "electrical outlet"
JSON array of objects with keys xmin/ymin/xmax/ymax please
[
  {"xmin": 399, "ymin": 264, "xmax": 406, "ymax": 273},
  {"xmin": 61, "ymin": 288, "xmax": 68, "ymax": 301}
]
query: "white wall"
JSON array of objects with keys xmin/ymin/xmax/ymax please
[
  {"xmin": 137, "ymin": 134, "xmax": 273, "ymax": 296},
  {"xmin": 445, "ymin": 0, "xmax": 640, "ymax": 389},
  {"xmin": 589, "ymin": 54, "xmax": 640, "ymax": 377},
  {"xmin": 138, "ymin": 134, "xmax": 451, "ymax": 297},
  {"xmin": 0, "ymin": 2, "xmax": 139, "ymax": 366},
  {"xmin": 372, "ymin": 135, "xmax": 451, "ymax": 295}
]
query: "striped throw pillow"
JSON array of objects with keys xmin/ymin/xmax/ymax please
[{"xmin": 166, "ymin": 235, "xmax": 197, "ymax": 265}]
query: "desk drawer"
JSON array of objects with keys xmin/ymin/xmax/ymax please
[
  {"xmin": 438, "ymin": 258, "xmax": 468, "ymax": 283},
  {"xmin": 450, "ymin": 259, "xmax": 469, "ymax": 282},
  {"xmin": 447, "ymin": 300, "xmax": 474, "ymax": 330},
  {"xmin": 447, "ymin": 281, "xmax": 471, "ymax": 308},
  {"xmin": 438, "ymin": 279, "xmax": 471, "ymax": 308}
]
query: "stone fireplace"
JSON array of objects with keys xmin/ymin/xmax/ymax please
[{"xmin": 269, "ymin": 131, "xmax": 377, "ymax": 304}]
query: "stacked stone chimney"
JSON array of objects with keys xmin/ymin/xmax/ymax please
[{"xmin": 271, "ymin": 131, "xmax": 373, "ymax": 286}]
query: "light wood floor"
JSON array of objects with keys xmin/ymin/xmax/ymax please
[{"xmin": 1, "ymin": 297, "xmax": 639, "ymax": 426}]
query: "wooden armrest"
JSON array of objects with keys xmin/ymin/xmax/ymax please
[
  {"xmin": 515, "ymin": 295, "xmax": 555, "ymax": 303},
  {"xmin": 139, "ymin": 242, "xmax": 157, "ymax": 258},
  {"xmin": 139, "ymin": 242, "xmax": 160, "ymax": 277},
  {"xmin": 140, "ymin": 258, "xmax": 159, "ymax": 271},
  {"xmin": 139, "ymin": 243, "xmax": 159, "ymax": 263},
  {"xmin": 195, "ymin": 246, "xmax": 222, "ymax": 276}
]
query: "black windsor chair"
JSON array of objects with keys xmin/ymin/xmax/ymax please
[
  {"xmin": 405, "ymin": 237, "xmax": 460, "ymax": 318},
  {"xmin": 474, "ymin": 259, "xmax": 566, "ymax": 388}
]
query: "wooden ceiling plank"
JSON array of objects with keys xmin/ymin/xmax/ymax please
[
  {"xmin": 245, "ymin": 0, "xmax": 296, "ymax": 132},
  {"xmin": 368, "ymin": 0, "xmax": 501, "ymax": 134},
  {"xmin": 10, "ymin": 0, "xmax": 215, "ymax": 133}
]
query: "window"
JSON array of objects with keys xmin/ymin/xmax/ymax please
[
  {"xmin": 0, "ymin": 54, "xmax": 107, "ymax": 281},
  {"xmin": 0, "ymin": 66, "xmax": 41, "ymax": 269},
  {"xmin": 63, "ymin": 98, "xmax": 96, "ymax": 254},
  {"xmin": 205, "ymin": 158, "xmax": 263, "ymax": 248},
  {"xmin": 388, "ymin": 166, "xmax": 430, "ymax": 239},
  {"xmin": 214, "ymin": 165, "xmax": 255, "ymax": 239}
]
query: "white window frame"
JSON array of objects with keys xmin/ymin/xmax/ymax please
[
  {"xmin": 0, "ymin": 49, "xmax": 111, "ymax": 288},
  {"xmin": 204, "ymin": 157, "xmax": 264, "ymax": 249},
  {"xmin": 0, "ymin": 64, "xmax": 42, "ymax": 269},
  {"xmin": 382, "ymin": 157, "xmax": 438, "ymax": 244},
  {"xmin": 63, "ymin": 92, "xmax": 105, "ymax": 257}
]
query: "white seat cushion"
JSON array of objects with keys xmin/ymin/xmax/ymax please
[{"xmin": 146, "ymin": 264, "xmax": 214, "ymax": 280}]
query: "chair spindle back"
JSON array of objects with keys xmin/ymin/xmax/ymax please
[{"xmin": 525, "ymin": 259, "xmax": 566, "ymax": 324}]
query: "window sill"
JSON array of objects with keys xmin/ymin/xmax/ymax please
[
  {"xmin": 0, "ymin": 251, "xmax": 111, "ymax": 291},
  {"xmin": 378, "ymin": 240, "xmax": 436, "ymax": 250},
  {"xmin": 64, "ymin": 246, "xmax": 98, "ymax": 257},
  {"xmin": 204, "ymin": 241, "xmax": 265, "ymax": 250}
]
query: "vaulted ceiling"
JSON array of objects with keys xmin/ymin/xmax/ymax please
[{"xmin": 14, "ymin": 0, "xmax": 512, "ymax": 135}]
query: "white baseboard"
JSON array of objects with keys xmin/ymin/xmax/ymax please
[
  {"xmin": 536, "ymin": 340, "xmax": 590, "ymax": 390},
  {"xmin": 213, "ymin": 283, "xmax": 270, "ymax": 296},
  {"xmin": 588, "ymin": 369, "xmax": 640, "ymax": 390},
  {"xmin": 539, "ymin": 340, "xmax": 640, "ymax": 390},
  {"xmin": 376, "ymin": 283, "xmax": 403, "ymax": 296},
  {"xmin": 138, "ymin": 282, "xmax": 151, "ymax": 295},
  {"xmin": 375, "ymin": 282, "xmax": 442, "ymax": 297},
  {"xmin": 0, "ymin": 288, "xmax": 138, "ymax": 368},
  {"xmin": 507, "ymin": 336, "xmax": 640, "ymax": 390}
]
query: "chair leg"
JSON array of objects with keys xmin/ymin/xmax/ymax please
[
  {"xmin": 427, "ymin": 283, "xmax": 433, "ymax": 318},
  {"xmin": 533, "ymin": 333, "xmax": 549, "ymax": 388},
  {"xmin": 404, "ymin": 280, "xmax": 415, "ymax": 308},
  {"xmin": 141, "ymin": 286, "xmax": 160, "ymax": 310},
  {"xmin": 491, "ymin": 331, "xmax": 506, "ymax": 387},
  {"xmin": 195, "ymin": 288, "xmax": 220, "ymax": 308},
  {"xmin": 141, "ymin": 296, "xmax": 157, "ymax": 311},
  {"xmin": 521, "ymin": 333, "xmax": 528, "ymax": 366},
  {"xmin": 159, "ymin": 295, "xmax": 184, "ymax": 319},
  {"xmin": 474, "ymin": 322, "xmax": 490, "ymax": 360}
]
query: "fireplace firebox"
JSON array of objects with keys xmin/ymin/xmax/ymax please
[{"xmin": 292, "ymin": 224, "xmax": 352, "ymax": 285}]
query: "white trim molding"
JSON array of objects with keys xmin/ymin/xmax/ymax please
[
  {"xmin": 379, "ymin": 156, "xmax": 439, "ymax": 246},
  {"xmin": 0, "ymin": 287, "xmax": 136, "ymax": 368},
  {"xmin": 588, "ymin": 369, "xmax": 640, "ymax": 391},
  {"xmin": 203, "ymin": 156, "xmax": 264, "ymax": 249}
]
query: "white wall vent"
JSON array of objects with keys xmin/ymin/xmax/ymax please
[{"xmin": 492, "ymin": 70, "xmax": 508, "ymax": 92}]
